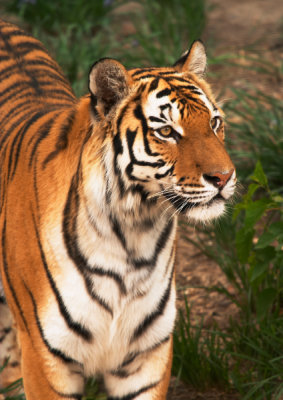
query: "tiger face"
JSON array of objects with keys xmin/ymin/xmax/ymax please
[{"xmin": 88, "ymin": 41, "xmax": 236, "ymax": 222}]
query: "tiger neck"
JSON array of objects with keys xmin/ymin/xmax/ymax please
[{"xmin": 78, "ymin": 138, "xmax": 177, "ymax": 268}]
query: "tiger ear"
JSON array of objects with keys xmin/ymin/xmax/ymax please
[
  {"xmin": 89, "ymin": 58, "xmax": 131, "ymax": 115},
  {"xmin": 173, "ymin": 40, "xmax": 207, "ymax": 77}
]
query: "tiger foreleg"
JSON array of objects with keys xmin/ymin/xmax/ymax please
[
  {"xmin": 19, "ymin": 329, "xmax": 85, "ymax": 400},
  {"xmin": 104, "ymin": 335, "xmax": 173, "ymax": 400}
]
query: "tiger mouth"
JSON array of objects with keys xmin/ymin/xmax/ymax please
[{"xmin": 163, "ymin": 191, "xmax": 224, "ymax": 213}]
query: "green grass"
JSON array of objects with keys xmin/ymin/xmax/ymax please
[
  {"xmin": 117, "ymin": 0, "xmax": 206, "ymax": 67},
  {"xmin": 225, "ymin": 89, "xmax": 283, "ymax": 192},
  {"xmin": 229, "ymin": 317, "xmax": 283, "ymax": 400},
  {"xmin": 6, "ymin": 0, "xmax": 114, "ymax": 32},
  {"xmin": 172, "ymin": 299, "xmax": 230, "ymax": 390}
]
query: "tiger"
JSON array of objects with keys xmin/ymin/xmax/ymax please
[{"xmin": 0, "ymin": 18, "xmax": 236, "ymax": 400}]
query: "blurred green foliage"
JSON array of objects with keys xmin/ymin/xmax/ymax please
[
  {"xmin": 6, "ymin": 0, "xmax": 206, "ymax": 96},
  {"xmin": 226, "ymin": 90, "xmax": 283, "ymax": 192}
]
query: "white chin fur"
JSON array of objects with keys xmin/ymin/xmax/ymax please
[{"xmin": 185, "ymin": 200, "xmax": 225, "ymax": 223}]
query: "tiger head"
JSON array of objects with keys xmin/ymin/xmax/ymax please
[{"xmin": 87, "ymin": 41, "xmax": 236, "ymax": 222}]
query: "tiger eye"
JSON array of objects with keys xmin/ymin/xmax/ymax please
[{"xmin": 159, "ymin": 126, "xmax": 172, "ymax": 136}]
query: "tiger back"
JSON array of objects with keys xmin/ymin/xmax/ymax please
[{"xmin": 0, "ymin": 19, "xmax": 236, "ymax": 400}]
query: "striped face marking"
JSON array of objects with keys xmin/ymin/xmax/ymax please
[
  {"xmin": 144, "ymin": 86, "xmax": 184, "ymax": 144},
  {"xmin": 143, "ymin": 79, "xmax": 222, "ymax": 145}
]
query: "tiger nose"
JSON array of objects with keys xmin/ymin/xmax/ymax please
[{"xmin": 203, "ymin": 169, "xmax": 234, "ymax": 189}]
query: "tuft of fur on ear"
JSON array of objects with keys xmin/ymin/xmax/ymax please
[
  {"xmin": 89, "ymin": 58, "xmax": 131, "ymax": 115},
  {"xmin": 173, "ymin": 40, "xmax": 207, "ymax": 77}
]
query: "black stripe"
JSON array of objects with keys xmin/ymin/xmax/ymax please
[
  {"xmin": 23, "ymin": 281, "xmax": 77, "ymax": 364},
  {"xmin": 154, "ymin": 70, "xmax": 176, "ymax": 76},
  {"xmin": 148, "ymin": 78, "xmax": 159, "ymax": 92},
  {"xmin": 84, "ymin": 276, "xmax": 113, "ymax": 316},
  {"xmin": 107, "ymin": 382, "xmax": 158, "ymax": 400},
  {"xmin": 148, "ymin": 116, "xmax": 166, "ymax": 123},
  {"xmin": 31, "ymin": 69, "xmax": 73, "ymax": 92},
  {"xmin": 131, "ymin": 270, "xmax": 173, "ymax": 342},
  {"xmin": 0, "ymin": 98, "xmax": 60, "ymax": 129},
  {"xmin": 156, "ymin": 88, "xmax": 171, "ymax": 98},
  {"xmin": 0, "ymin": 55, "xmax": 10, "ymax": 62},
  {"xmin": 41, "ymin": 88, "xmax": 76, "ymax": 100},
  {"xmin": 160, "ymin": 103, "xmax": 172, "ymax": 112},
  {"xmin": 0, "ymin": 102, "xmax": 57, "ymax": 153},
  {"xmin": 173, "ymin": 51, "xmax": 189, "ymax": 68},
  {"xmin": 63, "ymin": 175, "xmax": 115, "ymax": 312},
  {"xmin": 116, "ymin": 335, "xmax": 170, "ymax": 372},
  {"xmin": 110, "ymin": 215, "xmax": 127, "ymax": 250},
  {"xmin": 32, "ymin": 154, "xmax": 40, "ymax": 215},
  {"xmin": 1, "ymin": 33, "xmax": 42, "ymax": 96},
  {"xmin": 42, "ymin": 108, "xmax": 76, "ymax": 168},
  {"xmin": 133, "ymin": 105, "xmax": 159, "ymax": 157},
  {"xmin": 132, "ymin": 219, "xmax": 174, "ymax": 268},
  {"xmin": 9, "ymin": 361, "xmax": 20, "ymax": 368},
  {"xmin": 0, "ymin": 23, "xmax": 31, "ymax": 34},
  {"xmin": 131, "ymin": 68, "xmax": 157, "ymax": 77},
  {"xmin": 51, "ymin": 383, "xmax": 83, "ymax": 400},
  {"xmin": 1, "ymin": 27, "xmax": 39, "ymax": 40},
  {"xmin": 0, "ymin": 61, "xmax": 21, "ymax": 80},
  {"xmin": 31, "ymin": 211, "xmax": 93, "ymax": 341},
  {"xmin": 36, "ymin": 54, "xmax": 68, "ymax": 74},
  {"xmin": 113, "ymin": 106, "xmax": 129, "ymax": 196},
  {"xmin": 183, "ymin": 183, "xmax": 203, "ymax": 187},
  {"xmin": 87, "ymin": 266, "xmax": 127, "ymax": 295},
  {"xmin": 131, "ymin": 69, "xmax": 177, "ymax": 79},
  {"xmin": 155, "ymin": 165, "xmax": 174, "ymax": 180},
  {"xmin": 128, "ymin": 184, "xmax": 152, "ymax": 204},
  {"xmin": 163, "ymin": 191, "xmax": 205, "ymax": 212},
  {"xmin": 120, "ymin": 352, "xmax": 138, "ymax": 369},
  {"xmin": 183, "ymin": 94, "xmax": 209, "ymax": 110},
  {"xmin": 167, "ymin": 76, "xmax": 196, "ymax": 84},
  {"xmin": 90, "ymin": 93, "xmax": 100, "ymax": 120},
  {"xmin": 126, "ymin": 128, "xmax": 165, "ymax": 169},
  {"xmin": 8, "ymin": 41, "xmax": 47, "ymax": 58},
  {"xmin": 1, "ymin": 218, "xmax": 30, "ymax": 334},
  {"xmin": 82, "ymin": 191, "xmax": 104, "ymax": 237},
  {"xmin": 0, "ymin": 327, "xmax": 11, "ymax": 343},
  {"xmin": 0, "ymin": 81, "xmax": 36, "ymax": 108},
  {"xmin": 27, "ymin": 112, "xmax": 60, "ymax": 168},
  {"xmin": 0, "ymin": 296, "xmax": 6, "ymax": 304},
  {"xmin": 10, "ymin": 111, "xmax": 58, "ymax": 178},
  {"xmin": 111, "ymin": 366, "xmax": 141, "ymax": 379},
  {"xmin": 11, "ymin": 40, "xmax": 47, "ymax": 53},
  {"xmin": 107, "ymin": 382, "xmax": 159, "ymax": 400}
]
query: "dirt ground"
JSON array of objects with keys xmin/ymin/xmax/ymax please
[{"xmin": 170, "ymin": 0, "xmax": 283, "ymax": 399}]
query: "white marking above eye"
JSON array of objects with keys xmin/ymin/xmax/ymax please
[{"xmin": 144, "ymin": 91, "xmax": 184, "ymax": 136}]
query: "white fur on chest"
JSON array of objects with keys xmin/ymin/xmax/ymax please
[{"xmin": 41, "ymin": 200, "xmax": 176, "ymax": 376}]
